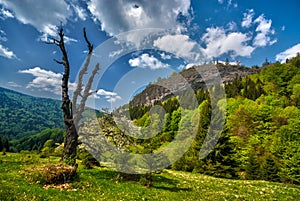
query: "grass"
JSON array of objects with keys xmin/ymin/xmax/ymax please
[{"xmin": 0, "ymin": 152, "xmax": 299, "ymax": 201}]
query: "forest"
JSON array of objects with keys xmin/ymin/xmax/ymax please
[
  {"xmin": 120, "ymin": 54, "xmax": 300, "ymax": 184},
  {"xmin": 1, "ymin": 54, "xmax": 300, "ymax": 188},
  {"xmin": 0, "ymin": 87, "xmax": 64, "ymax": 140}
]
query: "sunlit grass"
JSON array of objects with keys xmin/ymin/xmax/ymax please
[{"xmin": 0, "ymin": 152, "xmax": 299, "ymax": 201}]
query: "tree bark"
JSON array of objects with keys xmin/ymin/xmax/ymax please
[
  {"xmin": 49, "ymin": 27, "xmax": 99, "ymax": 166},
  {"xmin": 53, "ymin": 28, "xmax": 78, "ymax": 165}
]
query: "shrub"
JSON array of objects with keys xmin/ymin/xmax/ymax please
[{"xmin": 25, "ymin": 163, "xmax": 78, "ymax": 184}]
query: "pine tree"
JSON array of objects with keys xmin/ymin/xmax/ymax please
[
  {"xmin": 261, "ymin": 156, "xmax": 279, "ymax": 181},
  {"xmin": 245, "ymin": 153, "xmax": 261, "ymax": 180}
]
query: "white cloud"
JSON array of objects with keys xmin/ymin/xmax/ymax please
[
  {"xmin": 64, "ymin": 36, "xmax": 78, "ymax": 44},
  {"xmin": 0, "ymin": 29, "xmax": 7, "ymax": 42},
  {"xmin": 97, "ymin": 89, "xmax": 118, "ymax": 96},
  {"xmin": 218, "ymin": 0, "xmax": 237, "ymax": 7},
  {"xmin": 227, "ymin": 21, "xmax": 237, "ymax": 31},
  {"xmin": 200, "ymin": 11, "xmax": 275, "ymax": 60},
  {"xmin": 128, "ymin": 53, "xmax": 169, "ymax": 70},
  {"xmin": 201, "ymin": 27, "xmax": 254, "ymax": 58},
  {"xmin": 87, "ymin": 0, "xmax": 191, "ymax": 36},
  {"xmin": 241, "ymin": 9, "xmax": 254, "ymax": 28},
  {"xmin": 109, "ymin": 49, "xmax": 124, "ymax": 58},
  {"xmin": 153, "ymin": 34, "xmax": 201, "ymax": 61},
  {"xmin": 0, "ymin": 28, "xmax": 17, "ymax": 59},
  {"xmin": 72, "ymin": 4, "xmax": 87, "ymax": 21},
  {"xmin": 0, "ymin": 44, "xmax": 17, "ymax": 59},
  {"xmin": 18, "ymin": 67, "xmax": 121, "ymax": 103},
  {"xmin": 184, "ymin": 63, "xmax": 196, "ymax": 69},
  {"xmin": 160, "ymin": 52, "xmax": 172, "ymax": 60},
  {"xmin": 107, "ymin": 95, "xmax": 122, "ymax": 103},
  {"xmin": 275, "ymin": 43, "xmax": 300, "ymax": 63},
  {"xmin": 0, "ymin": 0, "xmax": 72, "ymax": 40},
  {"xmin": 0, "ymin": 7, "xmax": 14, "ymax": 19},
  {"xmin": 253, "ymin": 14, "xmax": 276, "ymax": 47},
  {"xmin": 215, "ymin": 60, "xmax": 239, "ymax": 65},
  {"xmin": 18, "ymin": 67, "xmax": 77, "ymax": 95},
  {"xmin": 96, "ymin": 89, "xmax": 121, "ymax": 103},
  {"xmin": 7, "ymin": 81, "xmax": 21, "ymax": 88}
]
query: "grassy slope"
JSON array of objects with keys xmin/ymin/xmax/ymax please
[{"xmin": 0, "ymin": 153, "xmax": 299, "ymax": 201}]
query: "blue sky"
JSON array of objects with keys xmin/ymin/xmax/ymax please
[{"xmin": 0, "ymin": 0, "xmax": 300, "ymax": 110}]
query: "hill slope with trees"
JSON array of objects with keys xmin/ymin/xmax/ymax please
[
  {"xmin": 121, "ymin": 54, "xmax": 300, "ymax": 184},
  {"xmin": 0, "ymin": 87, "xmax": 64, "ymax": 139}
]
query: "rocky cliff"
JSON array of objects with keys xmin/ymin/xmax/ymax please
[{"xmin": 129, "ymin": 64, "xmax": 258, "ymax": 107}]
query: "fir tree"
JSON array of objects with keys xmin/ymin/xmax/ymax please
[
  {"xmin": 261, "ymin": 156, "xmax": 280, "ymax": 181},
  {"xmin": 245, "ymin": 153, "xmax": 261, "ymax": 180}
]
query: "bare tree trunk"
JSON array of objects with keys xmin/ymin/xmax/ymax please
[{"xmin": 48, "ymin": 27, "xmax": 99, "ymax": 166}]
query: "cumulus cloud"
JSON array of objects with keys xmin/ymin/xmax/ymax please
[
  {"xmin": 18, "ymin": 67, "xmax": 76, "ymax": 95},
  {"xmin": 153, "ymin": 34, "xmax": 201, "ymax": 61},
  {"xmin": 201, "ymin": 27, "xmax": 254, "ymax": 59},
  {"xmin": 87, "ymin": 0, "xmax": 191, "ymax": 36},
  {"xmin": 0, "ymin": 0, "xmax": 75, "ymax": 41},
  {"xmin": 129, "ymin": 53, "xmax": 169, "ymax": 70},
  {"xmin": 18, "ymin": 67, "xmax": 121, "ymax": 103},
  {"xmin": 0, "ymin": 44, "xmax": 17, "ymax": 59},
  {"xmin": 200, "ymin": 10, "xmax": 276, "ymax": 60},
  {"xmin": 95, "ymin": 89, "xmax": 122, "ymax": 103},
  {"xmin": 253, "ymin": 14, "xmax": 277, "ymax": 47},
  {"xmin": 275, "ymin": 43, "xmax": 300, "ymax": 63},
  {"xmin": 241, "ymin": 9, "xmax": 254, "ymax": 28}
]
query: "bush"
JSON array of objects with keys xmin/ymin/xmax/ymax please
[{"xmin": 25, "ymin": 163, "xmax": 78, "ymax": 184}]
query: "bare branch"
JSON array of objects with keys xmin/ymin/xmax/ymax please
[
  {"xmin": 45, "ymin": 38, "xmax": 60, "ymax": 46},
  {"xmin": 72, "ymin": 28, "xmax": 94, "ymax": 111},
  {"xmin": 74, "ymin": 63, "xmax": 100, "ymax": 125},
  {"xmin": 53, "ymin": 59, "xmax": 64, "ymax": 65},
  {"xmin": 83, "ymin": 27, "xmax": 93, "ymax": 54}
]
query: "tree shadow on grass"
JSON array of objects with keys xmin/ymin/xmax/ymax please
[
  {"xmin": 79, "ymin": 168, "xmax": 192, "ymax": 192},
  {"xmin": 151, "ymin": 174, "xmax": 192, "ymax": 192}
]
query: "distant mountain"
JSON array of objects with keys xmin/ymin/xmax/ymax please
[
  {"xmin": 130, "ymin": 64, "xmax": 259, "ymax": 107},
  {"xmin": 0, "ymin": 87, "xmax": 64, "ymax": 139}
]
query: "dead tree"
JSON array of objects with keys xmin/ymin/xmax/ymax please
[{"xmin": 48, "ymin": 27, "xmax": 99, "ymax": 166}]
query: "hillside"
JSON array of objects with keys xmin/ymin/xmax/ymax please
[
  {"xmin": 124, "ymin": 55, "xmax": 300, "ymax": 184},
  {"xmin": 130, "ymin": 64, "xmax": 258, "ymax": 107},
  {"xmin": 0, "ymin": 87, "xmax": 64, "ymax": 139}
]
